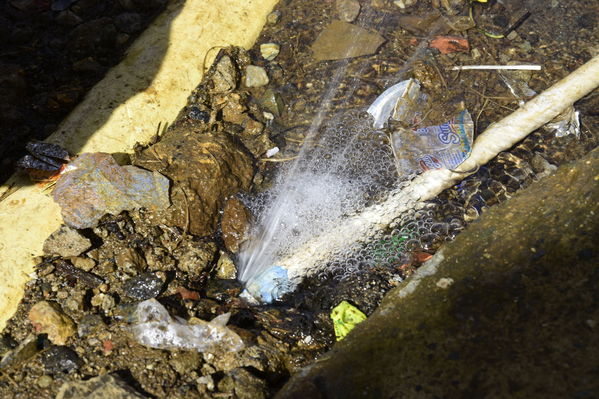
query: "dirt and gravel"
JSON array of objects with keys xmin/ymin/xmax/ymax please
[{"xmin": 1, "ymin": 0, "xmax": 598, "ymax": 397}]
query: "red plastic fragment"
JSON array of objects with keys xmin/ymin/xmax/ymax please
[
  {"xmin": 412, "ymin": 251, "xmax": 433, "ymax": 263},
  {"xmin": 430, "ymin": 36, "xmax": 469, "ymax": 54}
]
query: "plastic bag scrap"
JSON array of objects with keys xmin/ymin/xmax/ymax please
[
  {"xmin": 52, "ymin": 153, "xmax": 170, "ymax": 229},
  {"xmin": 240, "ymin": 265, "xmax": 295, "ymax": 304},
  {"xmin": 330, "ymin": 301, "xmax": 367, "ymax": 341},
  {"xmin": 545, "ymin": 105, "xmax": 581, "ymax": 138},
  {"xmin": 391, "ymin": 110, "xmax": 474, "ymax": 175},
  {"xmin": 367, "ymin": 79, "xmax": 427, "ymax": 129},
  {"xmin": 129, "ymin": 299, "xmax": 244, "ymax": 352}
]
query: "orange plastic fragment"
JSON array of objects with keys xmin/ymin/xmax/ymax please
[{"xmin": 430, "ymin": 36, "xmax": 469, "ymax": 54}]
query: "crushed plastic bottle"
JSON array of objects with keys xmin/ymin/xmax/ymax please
[
  {"xmin": 129, "ymin": 299, "xmax": 244, "ymax": 352},
  {"xmin": 391, "ymin": 110, "xmax": 474, "ymax": 175},
  {"xmin": 367, "ymin": 79, "xmax": 426, "ymax": 129}
]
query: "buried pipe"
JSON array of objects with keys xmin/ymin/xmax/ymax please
[{"xmin": 243, "ymin": 54, "xmax": 599, "ymax": 303}]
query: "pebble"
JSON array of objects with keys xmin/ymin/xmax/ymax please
[
  {"xmin": 37, "ymin": 375, "xmax": 53, "ymax": 388},
  {"xmin": 212, "ymin": 56, "xmax": 238, "ymax": 93},
  {"xmin": 90, "ymin": 293, "xmax": 116, "ymax": 312},
  {"xmin": 266, "ymin": 10, "xmax": 281, "ymax": 25},
  {"xmin": 70, "ymin": 256, "xmax": 96, "ymax": 272},
  {"xmin": 28, "ymin": 301, "xmax": 76, "ymax": 346},
  {"xmin": 259, "ymin": 88, "xmax": 285, "ymax": 117},
  {"xmin": 43, "ymin": 225, "xmax": 92, "ymax": 258},
  {"xmin": 393, "ymin": 0, "xmax": 418, "ymax": 8},
  {"xmin": 77, "ymin": 314, "xmax": 107, "ymax": 338},
  {"xmin": 122, "ymin": 272, "xmax": 163, "ymax": 300},
  {"xmin": 310, "ymin": 20, "xmax": 385, "ymax": 61},
  {"xmin": 245, "ymin": 65, "xmax": 269, "ymax": 87},
  {"xmin": 260, "ymin": 43, "xmax": 280, "ymax": 61},
  {"xmin": 42, "ymin": 346, "xmax": 83, "ymax": 374},
  {"xmin": 336, "ymin": 0, "xmax": 360, "ymax": 22},
  {"xmin": 55, "ymin": 374, "xmax": 146, "ymax": 399},
  {"xmin": 216, "ymin": 251, "xmax": 237, "ymax": 280}
]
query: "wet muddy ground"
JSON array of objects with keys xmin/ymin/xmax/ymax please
[{"xmin": 1, "ymin": 0, "xmax": 598, "ymax": 398}]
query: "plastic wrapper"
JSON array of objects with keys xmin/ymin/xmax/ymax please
[
  {"xmin": 545, "ymin": 106, "xmax": 580, "ymax": 138},
  {"xmin": 367, "ymin": 79, "xmax": 426, "ymax": 129},
  {"xmin": 52, "ymin": 153, "xmax": 170, "ymax": 229},
  {"xmin": 330, "ymin": 301, "xmax": 367, "ymax": 341},
  {"xmin": 390, "ymin": 110, "xmax": 474, "ymax": 175},
  {"xmin": 241, "ymin": 265, "xmax": 294, "ymax": 304},
  {"xmin": 129, "ymin": 299, "xmax": 244, "ymax": 352}
]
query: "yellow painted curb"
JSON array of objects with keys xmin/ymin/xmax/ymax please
[{"xmin": 0, "ymin": 0, "xmax": 277, "ymax": 331}]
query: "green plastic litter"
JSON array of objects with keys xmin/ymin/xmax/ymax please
[{"xmin": 331, "ymin": 301, "xmax": 367, "ymax": 341}]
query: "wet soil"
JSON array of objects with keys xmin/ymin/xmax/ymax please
[{"xmin": 1, "ymin": 0, "xmax": 599, "ymax": 398}]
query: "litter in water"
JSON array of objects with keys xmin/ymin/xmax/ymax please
[
  {"xmin": 391, "ymin": 110, "xmax": 474, "ymax": 175},
  {"xmin": 429, "ymin": 36, "xmax": 469, "ymax": 54},
  {"xmin": 51, "ymin": 153, "xmax": 170, "ymax": 229},
  {"xmin": 129, "ymin": 299, "xmax": 244, "ymax": 352},
  {"xmin": 451, "ymin": 64, "xmax": 541, "ymax": 71},
  {"xmin": 367, "ymin": 78, "xmax": 426, "ymax": 129},
  {"xmin": 241, "ymin": 265, "xmax": 294, "ymax": 304},
  {"xmin": 545, "ymin": 106, "xmax": 581, "ymax": 138},
  {"xmin": 330, "ymin": 300, "xmax": 367, "ymax": 341}
]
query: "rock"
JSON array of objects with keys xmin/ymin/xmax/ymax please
[
  {"xmin": 90, "ymin": 293, "xmax": 115, "ymax": 312},
  {"xmin": 42, "ymin": 346, "xmax": 83, "ymax": 374},
  {"xmin": 122, "ymin": 272, "xmax": 163, "ymax": 300},
  {"xmin": 115, "ymin": 248, "xmax": 147, "ymax": 274},
  {"xmin": 266, "ymin": 10, "xmax": 281, "ymax": 25},
  {"xmin": 52, "ymin": 153, "xmax": 170, "ymax": 229},
  {"xmin": 134, "ymin": 129, "xmax": 254, "ymax": 237},
  {"xmin": 221, "ymin": 198, "xmax": 251, "ymax": 253},
  {"xmin": 336, "ymin": 0, "xmax": 360, "ymax": 22},
  {"xmin": 259, "ymin": 88, "xmax": 285, "ymax": 117},
  {"xmin": 244, "ymin": 65, "xmax": 269, "ymax": 87},
  {"xmin": 56, "ymin": 10, "xmax": 83, "ymax": 27},
  {"xmin": 43, "ymin": 225, "xmax": 92, "ymax": 258},
  {"xmin": 173, "ymin": 239, "xmax": 217, "ymax": 278},
  {"xmin": 205, "ymin": 279, "xmax": 242, "ymax": 301},
  {"xmin": 37, "ymin": 375, "xmax": 53, "ymax": 388},
  {"xmin": 211, "ymin": 56, "xmax": 238, "ymax": 93},
  {"xmin": 28, "ymin": 301, "xmax": 76, "ymax": 345},
  {"xmin": 310, "ymin": 20, "xmax": 385, "ymax": 61},
  {"xmin": 56, "ymin": 374, "xmax": 146, "ymax": 399},
  {"xmin": 393, "ymin": 0, "xmax": 418, "ymax": 8},
  {"xmin": 0, "ymin": 334, "xmax": 40, "ymax": 370},
  {"xmin": 216, "ymin": 251, "xmax": 237, "ymax": 279},
  {"xmin": 77, "ymin": 314, "xmax": 107, "ymax": 338},
  {"xmin": 70, "ymin": 256, "xmax": 96, "ymax": 272},
  {"xmin": 114, "ymin": 12, "xmax": 142, "ymax": 34},
  {"xmin": 217, "ymin": 368, "xmax": 267, "ymax": 399},
  {"xmin": 260, "ymin": 43, "xmax": 280, "ymax": 61}
]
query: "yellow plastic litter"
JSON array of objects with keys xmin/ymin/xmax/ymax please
[{"xmin": 331, "ymin": 301, "xmax": 367, "ymax": 341}]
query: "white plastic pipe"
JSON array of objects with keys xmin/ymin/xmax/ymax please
[{"xmin": 245, "ymin": 55, "xmax": 599, "ymax": 303}]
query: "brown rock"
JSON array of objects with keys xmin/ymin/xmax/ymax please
[
  {"xmin": 28, "ymin": 301, "xmax": 76, "ymax": 345},
  {"xmin": 56, "ymin": 374, "xmax": 145, "ymax": 399},
  {"xmin": 336, "ymin": 0, "xmax": 361, "ymax": 22},
  {"xmin": 134, "ymin": 128, "xmax": 254, "ymax": 236},
  {"xmin": 311, "ymin": 20, "xmax": 385, "ymax": 61},
  {"xmin": 43, "ymin": 225, "xmax": 92, "ymax": 258},
  {"xmin": 221, "ymin": 197, "xmax": 251, "ymax": 253}
]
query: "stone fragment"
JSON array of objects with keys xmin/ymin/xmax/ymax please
[
  {"xmin": 173, "ymin": 240, "xmax": 217, "ymax": 279},
  {"xmin": 28, "ymin": 301, "xmax": 76, "ymax": 345},
  {"xmin": 217, "ymin": 368, "xmax": 267, "ymax": 399},
  {"xmin": 211, "ymin": 55, "xmax": 238, "ymax": 93},
  {"xmin": 266, "ymin": 10, "xmax": 281, "ymax": 25},
  {"xmin": 122, "ymin": 273, "xmax": 163, "ymax": 300},
  {"xmin": 393, "ymin": 0, "xmax": 418, "ymax": 8},
  {"xmin": 260, "ymin": 43, "xmax": 280, "ymax": 61},
  {"xmin": 70, "ymin": 256, "xmax": 96, "ymax": 272},
  {"xmin": 245, "ymin": 65, "xmax": 269, "ymax": 87},
  {"xmin": 56, "ymin": 374, "xmax": 146, "ymax": 399},
  {"xmin": 37, "ymin": 375, "xmax": 53, "ymax": 388},
  {"xmin": 311, "ymin": 20, "xmax": 385, "ymax": 61},
  {"xmin": 221, "ymin": 198, "xmax": 251, "ymax": 253},
  {"xmin": 259, "ymin": 88, "xmax": 285, "ymax": 117},
  {"xmin": 52, "ymin": 153, "xmax": 170, "ymax": 229},
  {"xmin": 134, "ymin": 130, "xmax": 254, "ymax": 236},
  {"xmin": 0, "ymin": 334, "xmax": 40, "ymax": 370},
  {"xmin": 43, "ymin": 225, "xmax": 92, "ymax": 258},
  {"xmin": 115, "ymin": 248, "xmax": 147, "ymax": 274},
  {"xmin": 336, "ymin": 0, "xmax": 360, "ymax": 22},
  {"xmin": 42, "ymin": 346, "xmax": 83, "ymax": 374},
  {"xmin": 216, "ymin": 251, "xmax": 237, "ymax": 280}
]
